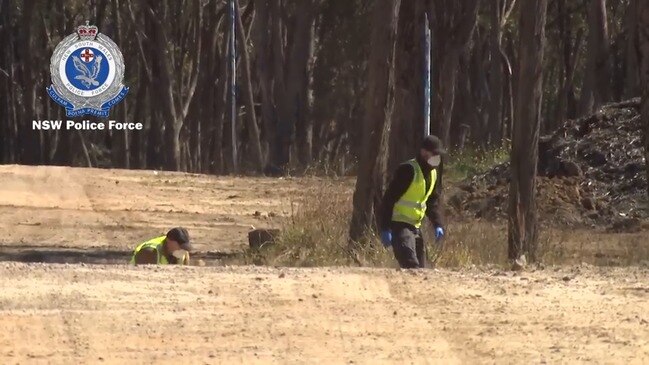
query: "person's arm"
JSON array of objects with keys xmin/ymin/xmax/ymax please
[
  {"xmin": 134, "ymin": 248, "xmax": 158, "ymax": 265},
  {"xmin": 380, "ymin": 164, "xmax": 414, "ymax": 231},
  {"xmin": 171, "ymin": 250, "xmax": 191, "ymax": 265},
  {"xmin": 425, "ymin": 160, "xmax": 444, "ymax": 228}
]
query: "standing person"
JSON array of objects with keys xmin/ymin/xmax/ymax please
[
  {"xmin": 380, "ymin": 135, "xmax": 445, "ymax": 268},
  {"xmin": 130, "ymin": 227, "xmax": 193, "ymax": 265}
]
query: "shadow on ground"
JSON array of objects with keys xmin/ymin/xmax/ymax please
[{"xmin": 0, "ymin": 245, "xmax": 239, "ymax": 266}]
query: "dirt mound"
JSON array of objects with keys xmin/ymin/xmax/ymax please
[{"xmin": 451, "ymin": 99, "xmax": 648, "ymax": 228}]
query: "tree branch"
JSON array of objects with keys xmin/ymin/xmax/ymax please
[
  {"xmin": 125, "ymin": 0, "xmax": 153, "ymax": 81},
  {"xmin": 453, "ymin": 0, "xmax": 480, "ymax": 46},
  {"xmin": 501, "ymin": 0, "xmax": 518, "ymax": 28},
  {"xmin": 182, "ymin": 0, "xmax": 203, "ymax": 120}
]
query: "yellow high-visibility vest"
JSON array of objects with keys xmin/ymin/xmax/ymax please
[
  {"xmin": 391, "ymin": 159, "xmax": 437, "ymax": 228},
  {"xmin": 130, "ymin": 236, "xmax": 169, "ymax": 265}
]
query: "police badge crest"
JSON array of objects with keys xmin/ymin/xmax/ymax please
[{"xmin": 47, "ymin": 21, "xmax": 129, "ymax": 117}]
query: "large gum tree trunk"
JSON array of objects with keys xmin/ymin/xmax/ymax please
[
  {"xmin": 429, "ymin": 0, "xmax": 480, "ymax": 148},
  {"xmin": 639, "ymin": 2, "xmax": 649, "ymax": 201},
  {"xmin": 349, "ymin": 0, "xmax": 401, "ymax": 243},
  {"xmin": 508, "ymin": 0, "xmax": 548, "ymax": 263}
]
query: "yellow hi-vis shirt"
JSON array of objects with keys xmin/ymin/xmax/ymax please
[
  {"xmin": 391, "ymin": 159, "xmax": 437, "ymax": 228},
  {"xmin": 130, "ymin": 236, "xmax": 169, "ymax": 265}
]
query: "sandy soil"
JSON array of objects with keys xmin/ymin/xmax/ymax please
[
  {"xmin": 0, "ymin": 263, "xmax": 647, "ymax": 364},
  {"xmin": 0, "ymin": 165, "xmax": 648, "ymax": 364},
  {"xmin": 0, "ymin": 164, "xmax": 332, "ymax": 256}
]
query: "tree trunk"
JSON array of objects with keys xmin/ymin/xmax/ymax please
[
  {"xmin": 430, "ymin": 0, "xmax": 480, "ymax": 148},
  {"xmin": 501, "ymin": 46, "xmax": 514, "ymax": 142},
  {"xmin": 625, "ymin": 0, "xmax": 641, "ymax": 98},
  {"xmin": 488, "ymin": 0, "xmax": 504, "ymax": 146},
  {"xmin": 270, "ymin": 0, "xmax": 292, "ymax": 171},
  {"xmin": 235, "ymin": 0, "xmax": 264, "ymax": 172},
  {"xmin": 254, "ymin": 0, "xmax": 277, "ymax": 170},
  {"xmin": 110, "ymin": 0, "xmax": 130, "ymax": 169},
  {"xmin": 197, "ymin": 1, "xmax": 221, "ymax": 173},
  {"xmin": 556, "ymin": 0, "xmax": 583, "ymax": 128},
  {"xmin": 269, "ymin": 0, "xmax": 317, "ymax": 172},
  {"xmin": 295, "ymin": 17, "xmax": 317, "ymax": 168},
  {"xmin": 389, "ymin": 0, "xmax": 424, "ymax": 172},
  {"xmin": 131, "ymin": 74, "xmax": 147, "ymax": 169},
  {"xmin": 349, "ymin": 0, "xmax": 401, "ymax": 243},
  {"xmin": 17, "ymin": 0, "xmax": 41, "ymax": 164},
  {"xmin": 508, "ymin": 0, "xmax": 548, "ymax": 263},
  {"xmin": 146, "ymin": 98, "xmax": 164, "ymax": 170},
  {"xmin": 0, "ymin": 0, "xmax": 14, "ymax": 163},
  {"xmin": 467, "ymin": 34, "xmax": 490, "ymax": 146},
  {"xmin": 435, "ymin": 50, "xmax": 460, "ymax": 147},
  {"xmin": 215, "ymin": 31, "xmax": 230, "ymax": 174},
  {"xmin": 453, "ymin": 54, "xmax": 478, "ymax": 143},
  {"xmin": 142, "ymin": 0, "xmax": 202, "ymax": 172},
  {"xmin": 579, "ymin": 0, "xmax": 610, "ymax": 116},
  {"xmin": 147, "ymin": 0, "xmax": 181, "ymax": 171},
  {"xmin": 639, "ymin": 1, "xmax": 649, "ymax": 201}
]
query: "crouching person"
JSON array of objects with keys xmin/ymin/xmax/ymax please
[{"xmin": 130, "ymin": 227, "xmax": 192, "ymax": 265}]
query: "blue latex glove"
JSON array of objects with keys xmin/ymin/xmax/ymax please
[
  {"xmin": 380, "ymin": 230, "xmax": 392, "ymax": 248},
  {"xmin": 435, "ymin": 226, "xmax": 445, "ymax": 240}
]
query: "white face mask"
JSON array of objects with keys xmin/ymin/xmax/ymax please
[{"xmin": 427, "ymin": 155, "xmax": 441, "ymax": 168}]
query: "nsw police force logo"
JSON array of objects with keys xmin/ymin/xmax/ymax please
[{"xmin": 47, "ymin": 22, "xmax": 129, "ymax": 117}]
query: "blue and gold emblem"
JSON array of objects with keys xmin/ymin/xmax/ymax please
[{"xmin": 47, "ymin": 22, "xmax": 128, "ymax": 117}]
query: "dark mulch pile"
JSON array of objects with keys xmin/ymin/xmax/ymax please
[{"xmin": 450, "ymin": 99, "xmax": 648, "ymax": 230}]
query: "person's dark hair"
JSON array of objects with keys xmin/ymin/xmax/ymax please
[
  {"xmin": 421, "ymin": 135, "xmax": 446, "ymax": 155},
  {"xmin": 166, "ymin": 227, "xmax": 192, "ymax": 251}
]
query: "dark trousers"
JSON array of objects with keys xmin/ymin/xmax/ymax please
[{"xmin": 390, "ymin": 222, "xmax": 427, "ymax": 269}]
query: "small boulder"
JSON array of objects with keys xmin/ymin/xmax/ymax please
[{"xmin": 248, "ymin": 229, "xmax": 280, "ymax": 250}]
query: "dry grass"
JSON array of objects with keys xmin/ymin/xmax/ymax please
[
  {"xmin": 242, "ymin": 186, "xmax": 649, "ymax": 268},
  {"xmin": 243, "ymin": 184, "xmax": 508, "ymax": 269},
  {"xmin": 245, "ymin": 182, "xmax": 395, "ymax": 268},
  {"xmin": 239, "ymin": 146, "xmax": 648, "ymax": 269},
  {"xmin": 539, "ymin": 227, "xmax": 649, "ymax": 266},
  {"xmin": 425, "ymin": 221, "xmax": 508, "ymax": 268}
]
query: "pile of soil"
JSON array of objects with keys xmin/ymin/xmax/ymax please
[{"xmin": 450, "ymin": 99, "xmax": 648, "ymax": 229}]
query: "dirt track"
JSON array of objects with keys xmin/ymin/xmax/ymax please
[
  {"xmin": 1, "ymin": 263, "xmax": 648, "ymax": 364},
  {"xmin": 0, "ymin": 164, "xmax": 320, "ymax": 258},
  {"xmin": 1, "ymin": 165, "xmax": 648, "ymax": 364}
]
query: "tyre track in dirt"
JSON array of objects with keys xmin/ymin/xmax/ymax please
[
  {"xmin": 0, "ymin": 165, "xmax": 106, "ymax": 248},
  {"xmin": 386, "ymin": 267, "xmax": 649, "ymax": 364},
  {"xmin": 1, "ymin": 263, "xmax": 647, "ymax": 364},
  {"xmin": 0, "ymin": 165, "xmax": 325, "ymax": 256}
]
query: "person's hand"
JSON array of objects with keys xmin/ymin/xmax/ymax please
[
  {"xmin": 380, "ymin": 230, "xmax": 392, "ymax": 248},
  {"xmin": 171, "ymin": 249, "xmax": 190, "ymax": 265},
  {"xmin": 435, "ymin": 226, "xmax": 445, "ymax": 240}
]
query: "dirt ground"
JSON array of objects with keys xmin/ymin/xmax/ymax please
[
  {"xmin": 0, "ymin": 164, "xmax": 321, "ymax": 260},
  {"xmin": 1, "ymin": 263, "xmax": 648, "ymax": 364},
  {"xmin": 1, "ymin": 165, "xmax": 648, "ymax": 364}
]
